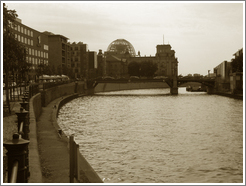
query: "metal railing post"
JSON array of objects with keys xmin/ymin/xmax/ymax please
[
  {"xmin": 15, "ymin": 108, "xmax": 30, "ymax": 178},
  {"xmin": 20, "ymin": 100, "xmax": 29, "ymax": 111},
  {"xmin": 74, "ymin": 144, "xmax": 79, "ymax": 179},
  {"xmin": 16, "ymin": 108, "xmax": 29, "ymax": 140},
  {"xmin": 3, "ymin": 133, "xmax": 30, "ymax": 183},
  {"xmin": 69, "ymin": 135, "xmax": 75, "ymax": 183}
]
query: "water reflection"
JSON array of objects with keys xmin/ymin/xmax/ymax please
[{"xmin": 57, "ymin": 87, "xmax": 243, "ymax": 183}]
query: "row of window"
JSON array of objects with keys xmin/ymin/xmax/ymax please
[
  {"xmin": 26, "ymin": 56, "xmax": 48, "ymax": 66},
  {"xmin": 15, "ymin": 34, "xmax": 34, "ymax": 46},
  {"xmin": 26, "ymin": 48, "xmax": 48, "ymax": 58},
  {"xmin": 12, "ymin": 23, "xmax": 34, "ymax": 37}
]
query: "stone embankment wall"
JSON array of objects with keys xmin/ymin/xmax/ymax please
[
  {"xmin": 94, "ymin": 82, "xmax": 170, "ymax": 93},
  {"xmin": 41, "ymin": 82, "xmax": 85, "ymax": 107}
]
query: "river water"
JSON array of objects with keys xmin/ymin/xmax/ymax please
[{"xmin": 57, "ymin": 88, "xmax": 244, "ymax": 183}]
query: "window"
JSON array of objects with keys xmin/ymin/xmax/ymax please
[
  {"xmin": 29, "ymin": 57, "xmax": 31, "ymax": 63},
  {"xmin": 41, "ymin": 51, "xmax": 43, "ymax": 57},
  {"xmin": 25, "ymin": 38, "xmax": 27, "ymax": 44},
  {"xmin": 30, "ymin": 31, "xmax": 33, "ymax": 37},
  {"xmin": 38, "ymin": 51, "xmax": 40, "ymax": 57},
  {"xmin": 24, "ymin": 28, "xmax": 26, "ymax": 35},
  {"xmin": 28, "ymin": 30, "xmax": 30, "ymax": 36},
  {"xmin": 46, "ymin": 53, "xmax": 48, "ymax": 58},
  {"xmin": 18, "ymin": 25, "xmax": 20, "ymax": 32},
  {"xmin": 26, "ymin": 56, "xmax": 28, "ymax": 62},
  {"xmin": 15, "ymin": 34, "xmax": 17, "ymax": 39},
  {"xmin": 35, "ymin": 50, "xmax": 37, "ymax": 56},
  {"xmin": 28, "ymin": 39, "xmax": 30, "ymax": 45},
  {"xmin": 18, "ymin": 35, "xmax": 20, "ymax": 42},
  {"xmin": 21, "ymin": 27, "xmax": 23, "ymax": 33},
  {"xmin": 32, "ymin": 58, "xmax": 34, "ymax": 64},
  {"xmin": 29, "ymin": 48, "xmax": 31, "ymax": 55},
  {"xmin": 21, "ymin": 36, "xmax": 23, "ymax": 43},
  {"xmin": 44, "ymin": 45, "xmax": 49, "ymax": 50},
  {"xmin": 32, "ymin": 49, "xmax": 34, "ymax": 55},
  {"xmin": 31, "ymin": 40, "xmax": 33, "ymax": 46}
]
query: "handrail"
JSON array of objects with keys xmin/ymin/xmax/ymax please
[{"xmin": 10, "ymin": 161, "xmax": 18, "ymax": 183}]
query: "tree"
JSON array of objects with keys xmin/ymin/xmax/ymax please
[
  {"xmin": 128, "ymin": 61, "xmax": 140, "ymax": 76},
  {"xmin": 51, "ymin": 65, "xmax": 56, "ymax": 75},
  {"xmin": 43, "ymin": 64, "xmax": 52, "ymax": 75},
  {"xmin": 231, "ymin": 53, "xmax": 243, "ymax": 73},
  {"xmin": 57, "ymin": 65, "xmax": 62, "ymax": 75},
  {"xmin": 3, "ymin": 3, "xmax": 27, "ymax": 113}
]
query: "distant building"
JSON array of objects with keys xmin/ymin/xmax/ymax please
[
  {"xmin": 103, "ymin": 38, "xmax": 178, "ymax": 78},
  {"xmin": 97, "ymin": 49, "xmax": 104, "ymax": 77},
  {"xmin": 43, "ymin": 32, "xmax": 71, "ymax": 75},
  {"xmin": 88, "ymin": 51, "xmax": 98, "ymax": 79},
  {"xmin": 193, "ymin": 73, "xmax": 200, "ymax": 77},
  {"xmin": 70, "ymin": 42, "xmax": 87, "ymax": 79},
  {"xmin": 233, "ymin": 48, "xmax": 243, "ymax": 58},
  {"xmin": 11, "ymin": 18, "xmax": 49, "ymax": 81},
  {"xmin": 155, "ymin": 44, "xmax": 178, "ymax": 77},
  {"xmin": 214, "ymin": 61, "xmax": 231, "ymax": 80}
]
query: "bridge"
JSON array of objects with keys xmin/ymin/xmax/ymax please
[{"xmin": 86, "ymin": 77, "xmax": 215, "ymax": 95}]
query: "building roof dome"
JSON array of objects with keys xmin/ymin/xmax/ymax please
[{"xmin": 107, "ymin": 39, "xmax": 136, "ymax": 57}]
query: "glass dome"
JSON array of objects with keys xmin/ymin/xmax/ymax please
[{"xmin": 107, "ymin": 39, "xmax": 136, "ymax": 57}]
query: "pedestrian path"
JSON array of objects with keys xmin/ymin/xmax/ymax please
[{"xmin": 35, "ymin": 98, "xmax": 70, "ymax": 183}]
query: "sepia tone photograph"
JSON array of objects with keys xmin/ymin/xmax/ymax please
[{"xmin": 2, "ymin": 1, "xmax": 244, "ymax": 184}]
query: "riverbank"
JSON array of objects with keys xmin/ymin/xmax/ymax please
[{"xmin": 215, "ymin": 91, "xmax": 243, "ymax": 100}]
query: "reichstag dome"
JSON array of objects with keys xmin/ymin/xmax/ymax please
[{"xmin": 107, "ymin": 39, "xmax": 136, "ymax": 57}]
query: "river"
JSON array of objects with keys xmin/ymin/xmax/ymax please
[{"xmin": 57, "ymin": 87, "xmax": 243, "ymax": 183}]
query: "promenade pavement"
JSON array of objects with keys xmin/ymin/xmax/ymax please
[{"xmin": 35, "ymin": 97, "xmax": 70, "ymax": 183}]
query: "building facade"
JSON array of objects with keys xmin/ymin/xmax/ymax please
[
  {"xmin": 43, "ymin": 32, "xmax": 71, "ymax": 75},
  {"xmin": 88, "ymin": 51, "xmax": 98, "ymax": 79},
  {"xmin": 70, "ymin": 42, "xmax": 87, "ymax": 79},
  {"xmin": 11, "ymin": 18, "xmax": 49, "ymax": 81},
  {"xmin": 214, "ymin": 61, "xmax": 231, "ymax": 91},
  {"xmin": 103, "ymin": 39, "xmax": 179, "ymax": 79}
]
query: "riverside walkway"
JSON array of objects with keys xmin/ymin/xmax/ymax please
[{"xmin": 35, "ymin": 97, "xmax": 70, "ymax": 183}]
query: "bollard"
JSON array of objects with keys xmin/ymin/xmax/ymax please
[
  {"xmin": 20, "ymin": 102, "xmax": 29, "ymax": 111},
  {"xmin": 15, "ymin": 108, "xmax": 30, "ymax": 178},
  {"xmin": 3, "ymin": 133, "xmax": 30, "ymax": 183},
  {"xmin": 16, "ymin": 108, "xmax": 29, "ymax": 140},
  {"xmin": 22, "ymin": 97, "xmax": 28, "ymax": 103}
]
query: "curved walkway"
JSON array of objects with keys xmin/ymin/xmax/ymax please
[{"xmin": 35, "ymin": 97, "xmax": 70, "ymax": 183}]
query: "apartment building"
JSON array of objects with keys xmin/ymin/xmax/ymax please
[
  {"xmin": 70, "ymin": 42, "xmax": 87, "ymax": 79},
  {"xmin": 11, "ymin": 18, "xmax": 49, "ymax": 80},
  {"xmin": 43, "ymin": 32, "xmax": 71, "ymax": 75}
]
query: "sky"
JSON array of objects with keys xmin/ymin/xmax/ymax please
[{"xmin": 3, "ymin": 1, "xmax": 244, "ymax": 76}]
